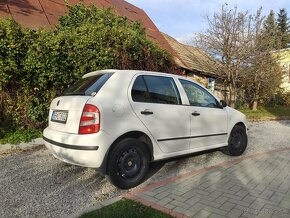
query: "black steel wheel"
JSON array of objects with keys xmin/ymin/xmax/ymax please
[
  {"xmin": 223, "ymin": 125, "xmax": 248, "ymax": 156},
  {"xmin": 108, "ymin": 138, "xmax": 149, "ymax": 189}
]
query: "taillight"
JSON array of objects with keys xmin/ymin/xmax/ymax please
[{"xmin": 79, "ymin": 104, "xmax": 100, "ymax": 134}]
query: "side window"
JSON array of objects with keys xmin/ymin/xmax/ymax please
[
  {"xmin": 179, "ymin": 79, "xmax": 219, "ymax": 108},
  {"xmin": 131, "ymin": 76, "xmax": 150, "ymax": 102},
  {"xmin": 143, "ymin": 75, "xmax": 181, "ymax": 105}
]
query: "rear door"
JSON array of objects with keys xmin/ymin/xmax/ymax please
[
  {"xmin": 178, "ymin": 79, "xmax": 228, "ymax": 149},
  {"xmin": 129, "ymin": 74, "xmax": 190, "ymax": 153}
]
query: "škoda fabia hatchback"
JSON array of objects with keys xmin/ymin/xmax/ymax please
[{"xmin": 43, "ymin": 69, "xmax": 248, "ymax": 189}]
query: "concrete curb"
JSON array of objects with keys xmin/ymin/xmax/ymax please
[
  {"xmin": 68, "ymin": 196, "xmax": 122, "ymax": 218},
  {"xmin": 0, "ymin": 138, "xmax": 44, "ymax": 152}
]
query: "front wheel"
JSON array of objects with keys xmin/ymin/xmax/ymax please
[
  {"xmin": 223, "ymin": 125, "xmax": 247, "ymax": 156},
  {"xmin": 107, "ymin": 138, "xmax": 150, "ymax": 189}
]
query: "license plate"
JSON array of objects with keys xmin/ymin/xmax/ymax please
[{"xmin": 51, "ymin": 110, "xmax": 68, "ymax": 124}]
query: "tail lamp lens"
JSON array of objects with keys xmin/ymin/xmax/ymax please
[{"xmin": 79, "ymin": 104, "xmax": 100, "ymax": 134}]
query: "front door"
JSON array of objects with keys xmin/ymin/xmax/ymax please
[
  {"xmin": 179, "ymin": 79, "xmax": 228, "ymax": 149},
  {"xmin": 129, "ymin": 74, "xmax": 190, "ymax": 153}
]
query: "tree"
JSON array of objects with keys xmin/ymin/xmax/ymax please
[
  {"xmin": 196, "ymin": 5, "xmax": 261, "ymax": 107},
  {"xmin": 277, "ymin": 8, "xmax": 290, "ymax": 49},
  {"xmin": 241, "ymin": 32, "xmax": 283, "ymax": 110},
  {"xmin": 263, "ymin": 10, "xmax": 280, "ymax": 49},
  {"xmin": 196, "ymin": 5, "xmax": 283, "ymax": 110}
]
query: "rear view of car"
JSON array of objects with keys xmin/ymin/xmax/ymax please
[{"xmin": 43, "ymin": 72, "xmax": 113, "ymax": 167}]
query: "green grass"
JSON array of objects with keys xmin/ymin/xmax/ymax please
[
  {"xmin": 239, "ymin": 105, "xmax": 290, "ymax": 120},
  {"xmin": 0, "ymin": 127, "xmax": 42, "ymax": 145},
  {"xmin": 79, "ymin": 199, "xmax": 172, "ymax": 218}
]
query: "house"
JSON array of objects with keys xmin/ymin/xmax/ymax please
[
  {"xmin": 162, "ymin": 33, "xmax": 227, "ymax": 99},
  {"xmin": 0, "ymin": 0, "xmax": 226, "ymax": 97},
  {"xmin": 273, "ymin": 48, "xmax": 290, "ymax": 92}
]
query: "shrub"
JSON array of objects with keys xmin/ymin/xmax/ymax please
[{"xmin": 0, "ymin": 3, "xmax": 176, "ymax": 130}]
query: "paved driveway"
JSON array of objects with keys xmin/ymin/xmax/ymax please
[
  {"xmin": 126, "ymin": 148, "xmax": 290, "ymax": 218},
  {"xmin": 0, "ymin": 121, "xmax": 290, "ymax": 217}
]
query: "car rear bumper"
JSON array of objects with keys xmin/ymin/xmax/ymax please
[{"xmin": 43, "ymin": 127, "xmax": 113, "ymax": 168}]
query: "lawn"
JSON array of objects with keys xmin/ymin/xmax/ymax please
[
  {"xmin": 239, "ymin": 105, "xmax": 290, "ymax": 120},
  {"xmin": 80, "ymin": 199, "xmax": 172, "ymax": 218}
]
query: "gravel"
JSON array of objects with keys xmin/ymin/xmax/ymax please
[{"xmin": 0, "ymin": 120, "xmax": 289, "ymax": 218}]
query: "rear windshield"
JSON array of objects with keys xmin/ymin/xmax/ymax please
[{"xmin": 64, "ymin": 73, "xmax": 112, "ymax": 96}]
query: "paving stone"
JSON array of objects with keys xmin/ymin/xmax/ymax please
[
  {"xmin": 155, "ymin": 191, "xmax": 170, "ymax": 200},
  {"xmin": 199, "ymin": 199, "xmax": 221, "ymax": 209},
  {"xmin": 219, "ymin": 201, "xmax": 236, "ymax": 212},
  {"xmin": 226, "ymin": 208, "xmax": 243, "ymax": 217},
  {"xmin": 208, "ymin": 213, "xmax": 225, "ymax": 218},
  {"xmin": 242, "ymin": 194, "xmax": 256, "ymax": 204},
  {"xmin": 186, "ymin": 196, "xmax": 201, "ymax": 206},
  {"xmin": 158, "ymin": 197, "xmax": 173, "ymax": 206},
  {"xmin": 173, "ymin": 206, "xmax": 189, "ymax": 215},
  {"xmin": 164, "ymin": 203, "xmax": 176, "ymax": 210},
  {"xmin": 236, "ymin": 190, "xmax": 249, "ymax": 198},
  {"xmin": 209, "ymin": 190, "xmax": 223, "ymax": 199},
  {"xmin": 215, "ymin": 196, "xmax": 228, "ymax": 204},
  {"xmin": 223, "ymin": 192, "xmax": 243, "ymax": 201},
  {"xmin": 258, "ymin": 189, "xmax": 274, "ymax": 200},
  {"xmin": 169, "ymin": 194, "xmax": 187, "ymax": 202},
  {"xmin": 202, "ymin": 205, "xmax": 227, "ymax": 216},
  {"xmin": 195, "ymin": 209, "xmax": 212, "ymax": 218},
  {"xmin": 280, "ymin": 200, "xmax": 290, "ymax": 210},
  {"xmin": 171, "ymin": 199, "xmax": 187, "ymax": 208}
]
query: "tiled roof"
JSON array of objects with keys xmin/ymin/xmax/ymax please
[
  {"xmin": 162, "ymin": 33, "xmax": 219, "ymax": 77},
  {"xmin": 0, "ymin": 0, "xmax": 175, "ymax": 54}
]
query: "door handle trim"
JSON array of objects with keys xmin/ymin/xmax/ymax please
[
  {"xmin": 141, "ymin": 110, "xmax": 153, "ymax": 115},
  {"xmin": 191, "ymin": 112, "xmax": 200, "ymax": 116}
]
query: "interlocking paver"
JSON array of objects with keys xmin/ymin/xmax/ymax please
[{"xmin": 125, "ymin": 149, "xmax": 290, "ymax": 218}]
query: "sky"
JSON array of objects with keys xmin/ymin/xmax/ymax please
[{"xmin": 126, "ymin": 0, "xmax": 290, "ymax": 44}]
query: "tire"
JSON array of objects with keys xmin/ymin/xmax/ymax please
[
  {"xmin": 107, "ymin": 138, "xmax": 150, "ymax": 189},
  {"xmin": 223, "ymin": 125, "xmax": 247, "ymax": 156}
]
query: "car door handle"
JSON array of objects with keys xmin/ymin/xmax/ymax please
[
  {"xmin": 141, "ymin": 110, "xmax": 153, "ymax": 115},
  {"xmin": 192, "ymin": 111, "xmax": 200, "ymax": 116}
]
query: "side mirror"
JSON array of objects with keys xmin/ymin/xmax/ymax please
[{"xmin": 220, "ymin": 100, "xmax": 227, "ymax": 108}]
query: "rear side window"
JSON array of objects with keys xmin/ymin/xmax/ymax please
[
  {"xmin": 64, "ymin": 73, "xmax": 112, "ymax": 96},
  {"xmin": 131, "ymin": 75, "xmax": 181, "ymax": 105},
  {"xmin": 131, "ymin": 76, "xmax": 151, "ymax": 102}
]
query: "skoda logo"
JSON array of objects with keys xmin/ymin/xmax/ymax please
[{"xmin": 57, "ymin": 100, "xmax": 60, "ymax": 106}]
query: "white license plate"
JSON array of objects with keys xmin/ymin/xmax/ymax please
[{"xmin": 51, "ymin": 110, "xmax": 68, "ymax": 124}]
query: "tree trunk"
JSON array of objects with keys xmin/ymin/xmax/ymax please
[
  {"xmin": 250, "ymin": 100, "xmax": 258, "ymax": 111},
  {"xmin": 228, "ymin": 83, "xmax": 237, "ymax": 108}
]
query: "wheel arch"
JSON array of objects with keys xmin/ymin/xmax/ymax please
[
  {"xmin": 234, "ymin": 122, "xmax": 247, "ymax": 131},
  {"xmin": 100, "ymin": 131, "xmax": 154, "ymax": 174}
]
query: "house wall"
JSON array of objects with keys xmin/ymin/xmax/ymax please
[{"xmin": 274, "ymin": 49, "xmax": 290, "ymax": 92}]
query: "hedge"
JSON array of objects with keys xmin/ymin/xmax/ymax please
[{"xmin": 0, "ymin": 3, "xmax": 176, "ymax": 129}]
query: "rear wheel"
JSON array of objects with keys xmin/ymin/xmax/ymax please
[
  {"xmin": 108, "ymin": 138, "xmax": 150, "ymax": 189},
  {"xmin": 223, "ymin": 125, "xmax": 247, "ymax": 156}
]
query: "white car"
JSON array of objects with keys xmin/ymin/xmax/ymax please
[{"xmin": 43, "ymin": 69, "xmax": 248, "ymax": 189}]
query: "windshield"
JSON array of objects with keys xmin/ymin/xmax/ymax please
[{"xmin": 64, "ymin": 73, "xmax": 112, "ymax": 96}]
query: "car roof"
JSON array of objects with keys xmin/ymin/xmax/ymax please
[{"xmin": 82, "ymin": 69, "xmax": 179, "ymax": 79}]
